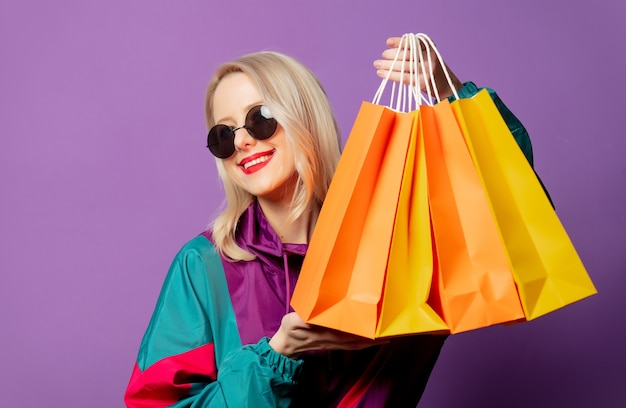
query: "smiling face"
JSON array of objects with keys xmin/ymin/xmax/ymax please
[{"xmin": 211, "ymin": 72, "xmax": 297, "ymax": 205}]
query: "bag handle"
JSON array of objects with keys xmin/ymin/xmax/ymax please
[
  {"xmin": 372, "ymin": 33, "xmax": 431, "ymax": 112},
  {"xmin": 371, "ymin": 33, "xmax": 460, "ymax": 110},
  {"xmin": 414, "ymin": 33, "xmax": 460, "ymax": 103}
]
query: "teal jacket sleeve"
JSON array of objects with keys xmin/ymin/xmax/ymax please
[
  {"xmin": 124, "ymin": 236, "xmax": 303, "ymax": 408},
  {"xmin": 452, "ymin": 81, "xmax": 552, "ymax": 203}
]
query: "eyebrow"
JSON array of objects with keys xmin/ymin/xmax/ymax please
[{"xmin": 215, "ymin": 101, "xmax": 265, "ymax": 125}]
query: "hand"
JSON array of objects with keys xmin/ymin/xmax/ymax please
[
  {"xmin": 373, "ymin": 36, "xmax": 464, "ymax": 100},
  {"xmin": 269, "ymin": 312, "xmax": 388, "ymax": 359}
]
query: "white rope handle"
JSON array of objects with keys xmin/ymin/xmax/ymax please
[
  {"xmin": 371, "ymin": 33, "xmax": 459, "ymax": 110},
  {"xmin": 393, "ymin": 36, "xmax": 410, "ymax": 112},
  {"xmin": 407, "ymin": 33, "xmax": 425, "ymax": 111},
  {"xmin": 372, "ymin": 36, "xmax": 404, "ymax": 108},
  {"xmin": 414, "ymin": 33, "xmax": 460, "ymax": 102},
  {"xmin": 372, "ymin": 33, "xmax": 429, "ymax": 111},
  {"xmin": 415, "ymin": 35, "xmax": 433, "ymax": 106}
]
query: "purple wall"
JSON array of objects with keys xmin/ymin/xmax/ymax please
[{"xmin": 1, "ymin": 1, "xmax": 624, "ymax": 406}]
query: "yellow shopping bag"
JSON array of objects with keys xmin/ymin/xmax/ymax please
[
  {"xmin": 451, "ymin": 89, "xmax": 597, "ymax": 319},
  {"xmin": 375, "ymin": 110, "xmax": 448, "ymax": 337}
]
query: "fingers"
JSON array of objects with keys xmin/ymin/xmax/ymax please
[
  {"xmin": 373, "ymin": 57, "xmax": 406, "ymax": 72},
  {"xmin": 384, "ymin": 36, "xmax": 428, "ymax": 52},
  {"xmin": 374, "ymin": 57, "xmax": 430, "ymax": 88},
  {"xmin": 375, "ymin": 35, "xmax": 447, "ymax": 91},
  {"xmin": 386, "ymin": 36, "xmax": 402, "ymax": 47},
  {"xmin": 305, "ymin": 325, "xmax": 390, "ymax": 350},
  {"xmin": 380, "ymin": 46, "xmax": 403, "ymax": 61},
  {"xmin": 376, "ymin": 41, "xmax": 437, "ymax": 72},
  {"xmin": 375, "ymin": 69, "xmax": 415, "ymax": 86},
  {"xmin": 272, "ymin": 313, "xmax": 392, "ymax": 357},
  {"xmin": 373, "ymin": 55, "xmax": 422, "ymax": 77}
]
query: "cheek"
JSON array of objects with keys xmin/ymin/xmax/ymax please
[
  {"xmin": 283, "ymin": 151, "xmax": 297, "ymax": 173},
  {"xmin": 222, "ymin": 160, "xmax": 241, "ymax": 183}
]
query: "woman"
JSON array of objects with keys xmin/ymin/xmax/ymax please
[{"xmin": 124, "ymin": 37, "xmax": 535, "ymax": 407}]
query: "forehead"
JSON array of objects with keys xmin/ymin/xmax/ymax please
[{"xmin": 212, "ymin": 72, "xmax": 264, "ymax": 116}]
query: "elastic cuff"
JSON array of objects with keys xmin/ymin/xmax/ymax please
[{"xmin": 254, "ymin": 337, "xmax": 303, "ymax": 382}]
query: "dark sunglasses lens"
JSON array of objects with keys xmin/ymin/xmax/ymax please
[
  {"xmin": 246, "ymin": 105, "xmax": 277, "ymax": 140},
  {"xmin": 207, "ymin": 125, "xmax": 236, "ymax": 159}
]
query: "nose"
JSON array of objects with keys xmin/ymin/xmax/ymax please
[{"xmin": 232, "ymin": 126, "xmax": 256, "ymax": 153}]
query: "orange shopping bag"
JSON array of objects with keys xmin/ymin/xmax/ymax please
[
  {"xmin": 421, "ymin": 100, "xmax": 525, "ymax": 333},
  {"xmin": 290, "ymin": 101, "xmax": 414, "ymax": 338},
  {"xmin": 451, "ymin": 90, "xmax": 597, "ymax": 319}
]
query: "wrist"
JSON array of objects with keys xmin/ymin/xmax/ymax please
[
  {"xmin": 269, "ymin": 332, "xmax": 296, "ymax": 359},
  {"xmin": 437, "ymin": 66, "xmax": 463, "ymax": 100}
]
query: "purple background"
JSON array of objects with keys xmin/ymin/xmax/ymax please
[{"xmin": 1, "ymin": 0, "xmax": 624, "ymax": 407}]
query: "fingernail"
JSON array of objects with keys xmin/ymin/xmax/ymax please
[{"xmin": 373, "ymin": 60, "xmax": 382, "ymax": 68}]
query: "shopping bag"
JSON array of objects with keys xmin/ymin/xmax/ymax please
[
  {"xmin": 375, "ymin": 110, "xmax": 449, "ymax": 337},
  {"xmin": 421, "ymin": 100, "xmax": 526, "ymax": 333},
  {"xmin": 290, "ymin": 101, "xmax": 414, "ymax": 338},
  {"xmin": 451, "ymin": 89, "xmax": 597, "ymax": 319}
]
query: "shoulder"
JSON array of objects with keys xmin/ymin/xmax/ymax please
[
  {"xmin": 160, "ymin": 234, "xmax": 226, "ymax": 295},
  {"xmin": 175, "ymin": 233, "xmax": 220, "ymax": 268},
  {"xmin": 178, "ymin": 233, "xmax": 216, "ymax": 257},
  {"xmin": 136, "ymin": 234, "xmax": 238, "ymax": 370}
]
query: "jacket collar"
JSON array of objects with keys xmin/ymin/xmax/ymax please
[{"xmin": 236, "ymin": 200, "xmax": 308, "ymax": 258}]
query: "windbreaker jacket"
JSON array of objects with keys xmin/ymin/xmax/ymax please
[{"xmin": 124, "ymin": 82, "xmax": 540, "ymax": 407}]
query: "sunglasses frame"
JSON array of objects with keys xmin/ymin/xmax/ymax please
[{"xmin": 207, "ymin": 105, "xmax": 278, "ymax": 159}]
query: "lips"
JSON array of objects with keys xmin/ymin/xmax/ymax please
[{"xmin": 239, "ymin": 150, "xmax": 275, "ymax": 174}]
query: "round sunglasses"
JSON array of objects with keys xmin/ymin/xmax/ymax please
[{"xmin": 206, "ymin": 105, "xmax": 278, "ymax": 159}]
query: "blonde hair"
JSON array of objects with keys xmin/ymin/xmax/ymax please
[{"xmin": 205, "ymin": 51, "xmax": 341, "ymax": 261}]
